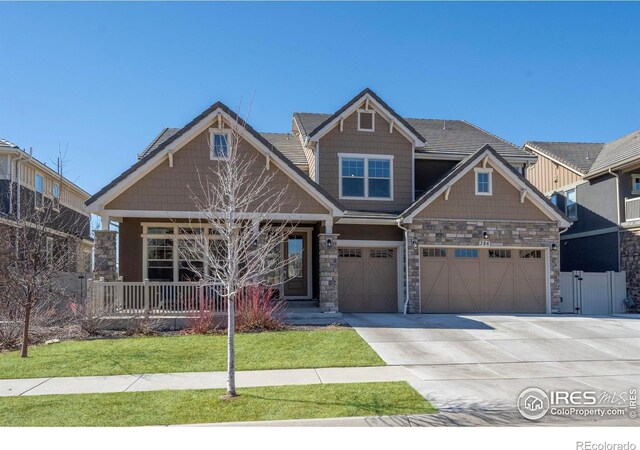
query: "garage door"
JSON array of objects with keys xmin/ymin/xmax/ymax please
[
  {"xmin": 338, "ymin": 247, "xmax": 398, "ymax": 313},
  {"xmin": 420, "ymin": 247, "xmax": 546, "ymax": 313}
]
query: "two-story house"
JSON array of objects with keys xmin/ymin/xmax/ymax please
[
  {"xmin": 86, "ymin": 89, "xmax": 569, "ymax": 315},
  {"xmin": 0, "ymin": 138, "xmax": 93, "ymax": 274},
  {"xmin": 524, "ymin": 129, "xmax": 640, "ymax": 299}
]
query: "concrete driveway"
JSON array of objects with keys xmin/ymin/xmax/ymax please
[{"xmin": 345, "ymin": 313, "xmax": 640, "ymax": 425}]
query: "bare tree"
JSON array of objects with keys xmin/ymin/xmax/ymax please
[
  {"xmin": 0, "ymin": 189, "xmax": 86, "ymax": 357},
  {"xmin": 179, "ymin": 109, "xmax": 299, "ymax": 398}
]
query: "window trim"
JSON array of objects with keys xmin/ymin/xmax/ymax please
[
  {"xmin": 565, "ymin": 188, "xmax": 578, "ymax": 220},
  {"xmin": 208, "ymin": 130, "xmax": 231, "ymax": 160},
  {"xmin": 52, "ymin": 182, "xmax": 60, "ymax": 211},
  {"xmin": 338, "ymin": 153, "xmax": 394, "ymax": 201},
  {"xmin": 35, "ymin": 172, "xmax": 44, "ymax": 209},
  {"xmin": 474, "ymin": 168, "xmax": 493, "ymax": 196},
  {"xmin": 632, "ymin": 174, "xmax": 640, "ymax": 195},
  {"xmin": 357, "ymin": 109, "xmax": 375, "ymax": 132}
]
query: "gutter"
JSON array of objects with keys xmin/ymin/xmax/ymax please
[{"xmin": 395, "ymin": 219, "xmax": 411, "ymax": 315}]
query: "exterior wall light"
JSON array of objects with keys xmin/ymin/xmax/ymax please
[
  {"xmin": 327, "ymin": 238, "xmax": 332, "ymax": 248},
  {"xmin": 412, "ymin": 240, "xmax": 418, "ymax": 250},
  {"xmin": 483, "ymin": 231, "xmax": 489, "ymax": 239},
  {"xmin": 551, "ymin": 243, "xmax": 557, "ymax": 251}
]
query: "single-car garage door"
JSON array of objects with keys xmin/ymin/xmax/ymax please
[
  {"xmin": 338, "ymin": 247, "xmax": 398, "ymax": 313},
  {"xmin": 420, "ymin": 247, "xmax": 546, "ymax": 313}
]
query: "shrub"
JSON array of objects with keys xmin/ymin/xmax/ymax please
[
  {"xmin": 72, "ymin": 301, "xmax": 114, "ymax": 336},
  {"xmin": 0, "ymin": 302, "xmax": 22, "ymax": 350},
  {"xmin": 184, "ymin": 294, "xmax": 216, "ymax": 334},
  {"xmin": 235, "ymin": 284, "xmax": 287, "ymax": 332}
]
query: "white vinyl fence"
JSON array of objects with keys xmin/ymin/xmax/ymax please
[{"xmin": 559, "ymin": 271, "xmax": 626, "ymax": 315}]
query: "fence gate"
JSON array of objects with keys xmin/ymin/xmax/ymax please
[{"xmin": 559, "ymin": 271, "xmax": 626, "ymax": 315}]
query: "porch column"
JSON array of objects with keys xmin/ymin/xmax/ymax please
[
  {"xmin": 94, "ymin": 230, "xmax": 118, "ymax": 281},
  {"xmin": 318, "ymin": 233, "xmax": 339, "ymax": 312}
]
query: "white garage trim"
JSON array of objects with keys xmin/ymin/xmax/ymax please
[
  {"xmin": 418, "ymin": 244, "xmax": 551, "ymax": 314},
  {"xmin": 338, "ymin": 239, "xmax": 404, "ymax": 312}
]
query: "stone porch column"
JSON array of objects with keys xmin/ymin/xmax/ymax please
[
  {"xmin": 318, "ymin": 233, "xmax": 339, "ymax": 312},
  {"xmin": 94, "ymin": 230, "xmax": 118, "ymax": 281}
]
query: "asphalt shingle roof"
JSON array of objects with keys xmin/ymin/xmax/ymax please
[
  {"xmin": 525, "ymin": 141, "xmax": 605, "ymax": 174},
  {"xmin": 259, "ymin": 133, "xmax": 307, "ymax": 170},
  {"xmin": 138, "ymin": 128, "xmax": 180, "ymax": 159},
  {"xmin": 293, "ymin": 112, "xmax": 532, "ymax": 161},
  {"xmin": 588, "ymin": 129, "xmax": 640, "ymax": 175},
  {"xmin": 0, "ymin": 138, "xmax": 18, "ymax": 148}
]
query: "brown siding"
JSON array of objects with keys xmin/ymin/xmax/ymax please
[
  {"xmin": 119, "ymin": 217, "xmax": 145, "ymax": 281},
  {"xmin": 106, "ymin": 128, "xmax": 329, "ymax": 215},
  {"xmin": 416, "ymin": 161, "xmax": 551, "ymax": 221},
  {"xmin": 526, "ymin": 150, "xmax": 582, "ymax": 193},
  {"xmin": 318, "ymin": 108, "xmax": 413, "ymax": 212},
  {"xmin": 335, "ymin": 224, "xmax": 403, "ymax": 241}
]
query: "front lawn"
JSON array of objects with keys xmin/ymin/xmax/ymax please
[
  {"xmin": 0, "ymin": 328, "xmax": 384, "ymax": 379},
  {"xmin": 0, "ymin": 381, "xmax": 435, "ymax": 426}
]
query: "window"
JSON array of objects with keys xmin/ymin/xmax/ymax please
[
  {"xmin": 339, "ymin": 154, "xmax": 393, "ymax": 200},
  {"xmin": 357, "ymin": 110, "xmax": 375, "ymax": 132},
  {"xmin": 287, "ymin": 236, "xmax": 304, "ymax": 278},
  {"xmin": 178, "ymin": 239, "xmax": 204, "ymax": 281},
  {"xmin": 632, "ymin": 174, "xmax": 640, "ymax": 194},
  {"xmin": 210, "ymin": 132, "xmax": 229, "ymax": 159},
  {"xmin": 338, "ymin": 248, "xmax": 362, "ymax": 258},
  {"xmin": 520, "ymin": 250, "xmax": 542, "ymax": 259},
  {"xmin": 35, "ymin": 173, "xmax": 44, "ymax": 208},
  {"xmin": 52, "ymin": 183, "xmax": 60, "ymax": 210},
  {"xmin": 454, "ymin": 248, "xmax": 478, "ymax": 258},
  {"xmin": 370, "ymin": 249, "xmax": 394, "ymax": 259},
  {"xmin": 550, "ymin": 193, "xmax": 558, "ymax": 206},
  {"xmin": 566, "ymin": 188, "xmax": 577, "ymax": 220},
  {"xmin": 475, "ymin": 168, "xmax": 492, "ymax": 195},
  {"xmin": 423, "ymin": 248, "xmax": 447, "ymax": 258},
  {"xmin": 488, "ymin": 249, "xmax": 512, "ymax": 259},
  {"xmin": 147, "ymin": 238, "xmax": 174, "ymax": 281}
]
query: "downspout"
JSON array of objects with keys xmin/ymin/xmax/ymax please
[
  {"xmin": 609, "ymin": 168, "xmax": 622, "ymax": 271},
  {"xmin": 396, "ymin": 219, "xmax": 410, "ymax": 314}
]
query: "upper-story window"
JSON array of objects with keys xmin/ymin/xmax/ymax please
[
  {"xmin": 339, "ymin": 154, "xmax": 393, "ymax": 200},
  {"xmin": 566, "ymin": 188, "xmax": 577, "ymax": 220},
  {"xmin": 52, "ymin": 183, "xmax": 60, "ymax": 211},
  {"xmin": 357, "ymin": 110, "xmax": 375, "ymax": 132},
  {"xmin": 550, "ymin": 193, "xmax": 558, "ymax": 206},
  {"xmin": 474, "ymin": 168, "xmax": 493, "ymax": 196},
  {"xmin": 210, "ymin": 132, "xmax": 230, "ymax": 160},
  {"xmin": 632, "ymin": 174, "xmax": 640, "ymax": 195},
  {"xmin": 35, "ymin": 173, "xmax": 44, "ymax": 208}
]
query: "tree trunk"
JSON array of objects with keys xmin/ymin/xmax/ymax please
[
  {"xmin": 226, "ymin": 288, "xmax": 236, "ymax": 398},
  {"xmin": 20, "ymin": 304, "xmax": 32, "ymax": 358}
]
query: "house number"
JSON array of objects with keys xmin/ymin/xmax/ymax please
[{"xmin": 479, "ymin": 240, "xmax": 491, "ymax": 247}]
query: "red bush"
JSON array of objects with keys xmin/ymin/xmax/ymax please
[
  {"xmin": 235, "ymin": 284, "xmax": 286, "ymax": 332},
  {"xmin": 184, "ymin": 294, "xmax": 215, "ymax": 334}
]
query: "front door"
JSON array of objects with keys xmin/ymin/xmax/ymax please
[{"xmin": 284, "ymin": 233, "xmax": 308, "ymax": 297}]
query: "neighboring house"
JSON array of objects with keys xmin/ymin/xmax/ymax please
[
  {"xmin": 0, "ymin": 138, "xmax": 93, "ymax": 274},
  {"xmin": 523, "ymin": 129, "xmax": 640, "ymax": 298},
  {"xmin": 86, "ymin": 89, "xmax": 569, "ymax": 314}
]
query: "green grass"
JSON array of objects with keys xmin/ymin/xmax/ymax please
[
  {"xmin": 0, "ymin": 382, "xmax": 436, "ymax": 426},
  {"xmin": 0, "ymin": 329, "xmax": 384, "ymax": 379}
]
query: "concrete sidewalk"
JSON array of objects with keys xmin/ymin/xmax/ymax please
[{"xmin": 0, "ymin": 365, "xmax": 418, "ymax": 397}]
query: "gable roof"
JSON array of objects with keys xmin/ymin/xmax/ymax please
[
  {"xmin": 587, "ymin": 129, "xmax": 640, "ymax": 176},
  {"xmin": 409, "ymin": 118, "xmax": 533, "ymax": 161},
  {"xmin": 294, "ymin": 88, "xmax": 426, "ymax": 146},
  {"xmin": 399, "ymin": 144, "xmax": 571, "ymax": 227},
  {"xmin": 86, "ymin": 102, "xmax": 344, "ymax": 214},
  {"xmin": 0, "ymin": 138, "xmax": 18, "ymax": 149},
  {"xmin": 259, "ymin": 133, "xmax": 308, "ymax": 170},
  {"xmin": 138, "ymin": 128, "xmax": 180, "ymax": 159},
  {"xmin": 525, "ymin": 141, "xmax": 605, "ymax": 175}
]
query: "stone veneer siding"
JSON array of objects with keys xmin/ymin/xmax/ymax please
[
  {"xmin": 405, "ymin": 219, "xmax": 560, "ymax": 314},
  {"xmin": 94, "ymin": 230, "xmax": 118, "ymax": 281},
  {"xmin": 318, "ymin": 233, "xmax": 339, "ymax": 312},
  {"xmin": 620, "ymin": 229, "xmax": 640, "ymax": 299}
]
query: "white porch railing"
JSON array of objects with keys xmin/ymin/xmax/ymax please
[
  {"xmin": 87, "ymin": 280, "xmax": 227, "ymax": 316},
  {"xmin": 625, "ymin": 197, "xmax": 640, "ymax": 222}
]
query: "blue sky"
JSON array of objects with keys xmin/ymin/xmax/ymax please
[{"xmin": 1, "ymin": 2, "xmax": 639, "ymax": 195}]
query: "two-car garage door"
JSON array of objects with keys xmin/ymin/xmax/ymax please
[{"xmin": 420, "ymin": 247, "xmax": 547, "ymax": 313}]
